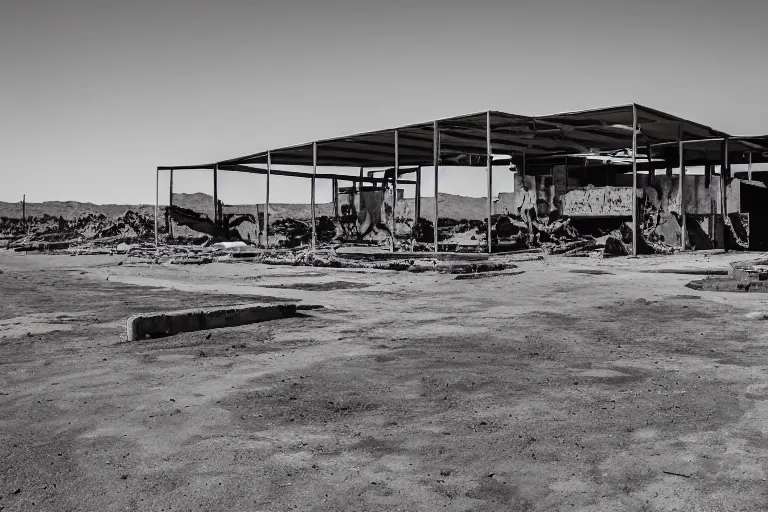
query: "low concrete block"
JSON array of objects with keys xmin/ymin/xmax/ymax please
[{"xmin": 126, "ymin": 303, "xmax": 306, "ymax": 341}]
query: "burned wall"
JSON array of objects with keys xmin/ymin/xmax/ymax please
[{"xmin": 495, "ymin": 174, "xmax": 555, "ymax": 217}]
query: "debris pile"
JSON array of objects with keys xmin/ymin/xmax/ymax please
[
  {"xmin": 1, "ymin": 210, "xmax": 163, "ymax": 252},
  {"xmin": 167, "ymin": 205, "xmax": 258, "ymax": 242},
  {"xmin": 258, "ymin": 247, "xmax": 517, "ymax": 274}
]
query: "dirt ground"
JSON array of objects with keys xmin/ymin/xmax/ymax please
[{"xmin": 2, "ymin": 250, "xmax": 768, "ymax": 511}]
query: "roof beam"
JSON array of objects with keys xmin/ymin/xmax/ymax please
[{"xmin": 219, "ymin": 164, "xmax": 417, "ymax": 184}]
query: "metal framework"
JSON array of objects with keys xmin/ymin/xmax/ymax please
[{"xmin": 155, "ymin": 104, "xmax": 768, "ymax": 254}]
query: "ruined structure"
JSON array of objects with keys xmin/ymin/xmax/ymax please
[{"xmin": 156, "ymin": 105, "xmax": 768, "ymax": 256}]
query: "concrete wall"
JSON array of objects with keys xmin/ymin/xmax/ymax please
[
  {"xmin": 614, "ymin": 174, "xmax": 727, "ymax": 215},
  {"xmin": 495, "ymin": 174, "xmax": 554, "ymax": 216},
  {"xmin": 560, "ymin": 186, "xmax": 635, "ymax": 216}
]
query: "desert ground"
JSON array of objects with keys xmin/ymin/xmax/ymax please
[{"xmin": 2, "ymin": 250, "xmax": 768, "ymax": 511}]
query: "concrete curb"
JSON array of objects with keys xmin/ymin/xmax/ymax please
[
  {"xmin": 126, "ymin": 303, "xmax": 315, "ymax": 341},
  {"xmin": 639, "ymin": 268, "xmax": 729, "ymax": 276}
]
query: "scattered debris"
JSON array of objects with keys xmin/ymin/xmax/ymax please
[
  {"xmin": 662, "ymin": 470, "xmax": 691, "ymax": 479},
  {"xmin": 454, "ymin": 270, "xmax": 524, "ymax": 280}
]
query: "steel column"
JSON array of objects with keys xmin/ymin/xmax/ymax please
[
  {"xmin": 433, "ymin": 120, "xmax": 439, "ymax": 253},
  {"xmin": 631, "ymin": 104, "xmax": 638, "ymax": 257},
  {"xmin": 265, "ymin": 151, "xmax": 271, "ymax": 249},
  {"xmin": 154, "ymin": 168, "xmax": 159, "ymax": 246},
  {"xmin": 213, "ymin": 163, "xmax": 219, "ymax": 226},
  {"xmin": 168, "ymin": 169, "xmax": 174, "ymax": 238},
  {"xmin": 414, "ymin": 166, "xmax": 421, "ymax": 239},
  {"xmin": 311, "ymin": 143, "xmax": 317, "ymax": 250},
  {"xmin": 679, "ymin": 133, "xmax": 686, "ymax": 250},
  {"xmin": 486, "ymin": 111, "xmax": 493, "ymax": 254},
  {"xmin": 393, "ymin": 129, "xmax": 399, "ymax": 251},
  {"xmin": 721, "ymin": 138, "xmax": 729, "ymax": 251}
]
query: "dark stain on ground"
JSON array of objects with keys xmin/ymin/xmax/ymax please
[
  {"xmin": 573, "ymin": 365, "xmax": 648, "ymax": 386},
  {"xmin": 568, "ymin": 269, "xmax": 613, "ymax": 275},
  {"xmin": 465, "ymin": 478, "xmax": 531, "ymax": 511},
  {"xmin": 0, "ymin": 269, "xmax": 295, "ymax": 321},
  {"xmin": 260, "ymin": 281, "xmax": 370, "ymax": 291},
  {"xmin": 349, "ymin": 436, "xmax": 401, "ymax": 455},
  {"xmin": 224, "ymin": 368, "xmax": 386, "ymax": 429}
]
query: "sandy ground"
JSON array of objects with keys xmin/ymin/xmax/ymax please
[{"xmin": 2, "ymin": 250, "xmax": 768, "ymax": 511}]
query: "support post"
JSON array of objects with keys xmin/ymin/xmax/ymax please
[
  {"xmin": 748, "ymin": 152, "xmax": 753, "ymax": 181},
  {"xmin": 486, "ymin": 111, "xmax": 493, "ymax": 254},
  {"xmin": 705, "ymin": 163, "xmax": 712, "ymax": 188},
  {"xmin": 213, "ymin": 163, "xmax": 219, "ymax": 227},
  {"xmin": 168, "ymin": 169, "xmax": 174, "ymax": 238},
  {"xmin": 564, "ymin": 156, "xmax": 569, "ymax": 190},
  {"xmin": 414, "ymin": 166, "xmax": 421, "ymax": 239},
  {"xmin": 647, "ymin": 144, "xmax": 654, "ymax": 178},
  {"xmin": 311, "ymin": 143, "xmax": 317, "ymax": 250},
  {"xmin": 631, "ymin": 104, "xmax": 638, "ymax": 257},
  {"xmin": 721, "ymin": 138, "xmax": 729, "ymax": 252},
  {"xmin": 265, "ymin": 151, "xmax": 271, "ymax": 249},
  {"xmin": 154, "ymin": 168, "xmax": 159, "ymax": 246},
  {"xmin": 679, "ymin": 133, "xmax": 686, "ymax": 250},
  {"xmin": 22, "ymin": 194, "xmax": 26, "ymax": 232},
  {"xmin": 332, "ymin": 179, "xmax": 339, "ymax": 219},
  {"xmin": 433, "ymin": 120, "xmax": 439, "ymax": 253},
  {"xmin": 393, "ymin": 129, "xmax": 399, "ymax": 251}
]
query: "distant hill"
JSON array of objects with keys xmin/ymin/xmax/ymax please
[{"xmin": 0, "ymin": 192, "xmax": 490, "ymax": 222}]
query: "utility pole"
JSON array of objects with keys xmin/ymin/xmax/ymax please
[{"xmin": 22, "ymin": 194, "xmax": 26, "ymax": 233}]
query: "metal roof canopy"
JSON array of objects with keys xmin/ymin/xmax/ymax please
[
  {"xmin": 647, "ymin": 135, "xmax": 768, "ymax": 167},
  {"xmin": 231, "ymin": 104, "xmax": 728, "ymax": 167},
  {"xmin": 159, "ymin": 104, "xmax": 738, "ymax": 171}
]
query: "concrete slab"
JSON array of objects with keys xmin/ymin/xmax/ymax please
[{"xmin": 126, "ymin": 303, "xmax": 311, "ymax": 341}]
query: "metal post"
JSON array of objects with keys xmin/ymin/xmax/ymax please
[
  {"xmin": 631, "ymin": 104, "xmax": 638, "ymax": 257},
  {"xmin": 265, "ymin": 151, "xmax": 271, "ymax": 249},
  {"xmin": 564, "ymin": 155, "xmax": 570, "ymax": 190},
  {"xmin": 393, "ymin": 129, "xmax": 399, "ymax": 252},
  {"xmin": 647, "ymin": 144, "xmax": 654, "ymax": 179},
  {"xmin": 332, "ymin": 179, "xmax": 338, "ymax": 218},
  {"xmin": 433, "ymin": 120, "xmax": 439, "ymax": 253},
  {"xmin": 748, "ymin": 152, "xmax": 753, "ymax": 181},
  {"xmin": 22, "ymin": 194, "xmax": 26, "ymax": 232},
  {"xmin": 486, "ymin": 111, "xmax": 493, "ymax": 254},
  {"xmin": 154, "ymin": 168, "xmax": 159, "ymax": 246},
  {"xmin": 721, "ymin": 138, "xmax": 729, "ymax": 252},
  {"xmin": 679, "ymin": 134, "xmax": 686, "ymax": 250},
  {"xmin": 168, "ymin": 169, "xmax": 174, "ymax": 238},
  {"xmin": 213, "ymin": 163, "xmax": 219, "ymax": 226},
  {"xmin": 311, "ymin": 143, "xmax": 317, "ymax": 250},
  {"xmin": 414, "ymin": 166, "xmax": 421, "ymax": 239}
]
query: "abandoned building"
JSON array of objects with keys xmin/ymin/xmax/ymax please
[{"xmin": 156, "ymin": 104, "xmax": 768, "ymax": 257}]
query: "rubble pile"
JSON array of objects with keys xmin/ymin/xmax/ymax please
[
  {"xmin": 259, "ymin": 247, "xmax": 516, "ymax": 274},
  {"xmin": 1, "ymin": 210, "xmax": 163, "ymax": 252},
  {"xmin": 487, "ymin": 209, "xmax": 600, "ymax": 256}
]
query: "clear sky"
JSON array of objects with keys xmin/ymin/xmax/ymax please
[{"xmin": 2, "ymin": 0, "xmax": 767, "ymax": 205}]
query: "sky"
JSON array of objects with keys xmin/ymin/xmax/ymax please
[{"xmin": 1, "ymin": 0, "xmax": 767, "ymax": 206}]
